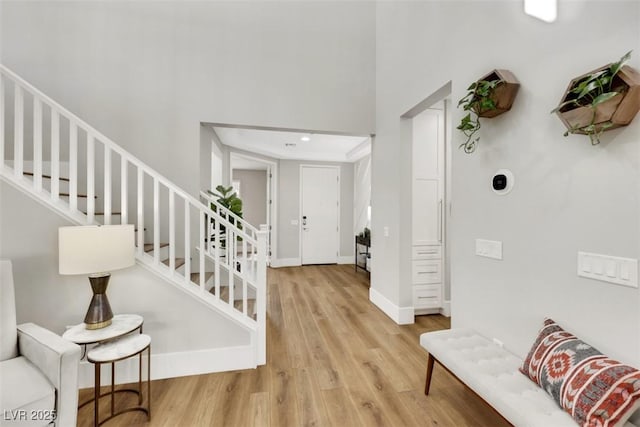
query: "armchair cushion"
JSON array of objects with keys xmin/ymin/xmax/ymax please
[
  {"xmin": 0, "ymin": 356, "xmax": 55, "ymax": 427},
  {"xmin": 17, "ymin": 323, "xmax": 81, "ymax": 427}
]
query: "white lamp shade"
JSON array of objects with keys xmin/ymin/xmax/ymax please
[{"xmin": 59, "ymin": 225, "xmax": 135, "ymax": 275}]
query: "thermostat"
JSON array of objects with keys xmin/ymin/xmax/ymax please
[{"xmin": 492, "ymin": 169, "xmax": 514, "ymax": 195}]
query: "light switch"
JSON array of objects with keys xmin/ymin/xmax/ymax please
[
  {"xmin": 291, "ymin": 219, "xmax": 298, "ymax": 225},
  {"xmin": 594, "ymin": 260, "xmax": 604, "ymax": 275},
  {"xmin": 578, "ymin": 252, "xmax": 638, "ymax": 288},
  {"xmin": 475, "ymin": 239, "xmax": 503, "ymax": 260},
  {"xmin": 384, "ymin": 226, "xmax": 389, "ymax": 237},
  {"xmin": 621, "ymin": 263, "xmax": 630, "ymax": 280},
  {"xmin": 605, "ymin": 261, "xmax": 616, "ymax": 278}
]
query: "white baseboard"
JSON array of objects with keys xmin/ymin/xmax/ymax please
[
  {"xmin": 78, "ymin": 344, "xmax": 255, "ymax": 388},
  {"xmin": 369, "ymin": 288, "xmax": 414, "ymax": 325},
  {"xmin": 440, "ymin": 300, "xmax": 451, "ymax": 317},
  {"xmin": 270, "ymin": 258, "xmax": 301, "ymax": 268},
  {"xmin": 271, "ymin": 257, "xmax": 353, "ymax": 267}
]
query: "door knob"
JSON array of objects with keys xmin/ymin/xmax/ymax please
[{"xmin": 302, "ymin": 216, "xmax": 307, "ymax": 226}]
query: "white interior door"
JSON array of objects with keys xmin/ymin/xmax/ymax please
[
  {"xmin": 301, "ymin": 166, "xmax": 339, "ymax": 264},
  {"xmin": 412, "ymin": 108, "xmax": 444, "ymax": 245}
]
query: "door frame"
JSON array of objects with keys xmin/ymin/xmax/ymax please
[
  {"xmin": 299, "ymin": 164, "xmax": 341, "ymax": 265},
  {"xmin": 401, "ymin": 81, "xmax": 452, "ymax": 317},
  {"xmin": 229, "ymin": 151, "xmax": 278, "ymax": 266}
]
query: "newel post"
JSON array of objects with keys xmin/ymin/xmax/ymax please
[{"xmin": 255, "ymin": 224, "xmax": 268, "ymax": 365}]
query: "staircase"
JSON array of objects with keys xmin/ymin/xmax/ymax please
[{"xmin": 0, "ymin": 64, "xmax": 267, "ymax": 366}]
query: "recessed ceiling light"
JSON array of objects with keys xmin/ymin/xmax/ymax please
[{"xmin": 301, "ymin": 136, "xmax": 311, "ymax": 142}]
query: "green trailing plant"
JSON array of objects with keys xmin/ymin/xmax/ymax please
[
  {"xmin": 207, "ymin": 185, "xmax": 243, "ymax": 247},
  {"xmin": 551, "ymin": 51, "xmax": 632, "ymax": 145},
  {"xmin": 457, "ymin": 79, "xmax": 501, "ymax": 153}
]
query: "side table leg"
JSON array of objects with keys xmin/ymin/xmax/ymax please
[
  {"xmin": 138, "ymin": 351, "xmax": 142, "ymax": 405},
  {"xmin": 148, "ymin": 345, "xmax": 151, "ymax": 419},
  {"xmin": 111, "ymin": 362, "xmax": 115, "ymax": 416},
  {"xmin": 94, "ymin": 363, "xmax": 100, "ymax": 427}
]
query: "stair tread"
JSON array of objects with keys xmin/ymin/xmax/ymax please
[
  {"xmin": 143, "ymin": 243, "xmax": 169, "ymax": 252},
  {"xmin": 23, "ymin": 172, "xmax": 70, "ymax": 182},
  {"xmin": 162, "ymin": 257, "xmax": 185, "ymax": 269},
  {"xmin": 210, "ymin": 286, "xmax": 257, "ymax": 319},
  {"xmin": 190, "ymin": 271, "xmax": 214, "ymax": 283},
  {"xmin": 60, "ymin": 192, "xmax": 94, "ymax": 198},
  {"xmin": 82, "ymin": 211, "xmax": 122, "ymax": 215}
]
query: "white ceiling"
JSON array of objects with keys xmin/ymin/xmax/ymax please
[{"xmin": 212, "ymin": 126, "xmax": 370, "ymax": 163}]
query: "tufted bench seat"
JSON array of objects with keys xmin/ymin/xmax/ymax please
[{"xmin": 420, "ymin": 329, "xmax": 639, "ymax": 427}]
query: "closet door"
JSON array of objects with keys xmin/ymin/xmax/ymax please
[
  {"xmin": 412, "ymin": 109, "xmax": 444, "ymax": 246},
  {"xmin": 412, "ymin": 107, "xmax": 445, "ymax": 313}
]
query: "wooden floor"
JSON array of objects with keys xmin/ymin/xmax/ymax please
[{"xmin": 77, "ymin": 265, "xmax": 509, "ymax": 426}]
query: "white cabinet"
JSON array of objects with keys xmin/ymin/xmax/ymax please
[{"xmin": 411, "ymin": 108, "xmax": 445, "ymax": 315}]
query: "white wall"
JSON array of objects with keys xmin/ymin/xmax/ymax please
[
  {"xmin": 0, "ymin": 1, "xmax": 375, "ymax": 195},
  {"xmin": 374, "ymin": 1, "xmax": 640, "ymax": 363}
]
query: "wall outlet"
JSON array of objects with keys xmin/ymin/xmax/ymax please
[
  {"xmin": 291, "ymin": 219, "xmax": 298, "ymax": 226},
  {"xmin": 384, "ymin": 226, "xmax": 389, "ymax": 237}
]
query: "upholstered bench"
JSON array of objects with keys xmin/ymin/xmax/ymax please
[{"xmin": 420, "ymin": 329, "xmax": 640, "ymax": 427}]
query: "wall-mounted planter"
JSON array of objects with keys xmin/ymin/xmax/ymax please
[
  {"xmin": 457, "ymin": 69, "xmax": 520, "ymax": 153},
  {"xmin": 474, "ymin": 69, "xmax": 520, "ymax": 118},
  {"xmin": 555, "ymin": 65, "xmax": 640, "ymax": 135}
]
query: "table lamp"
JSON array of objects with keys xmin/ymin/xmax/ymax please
[{"xmin": 59, "ymin": 224, "xmax": 135, "ymax": 330}]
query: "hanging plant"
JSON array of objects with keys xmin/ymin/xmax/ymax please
[
  {"xmin": 551, "ymin": 51, "xmax": 640, "ymax": 145},
  {"xmin": 457, "ymin": 70, "xmax": 520, "ymax": 153}
]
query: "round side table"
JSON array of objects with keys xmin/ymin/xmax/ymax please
[
  {"xmin": 63, "ymin": 314, "xmax": 144, "ymax": 346},
  {"xmin": 87, "ymin": 333, "xmax": 151, "ymax": 426},
  {"xmin": 62, "ymin": 314, "xmax": 145, "ymax": 416}
]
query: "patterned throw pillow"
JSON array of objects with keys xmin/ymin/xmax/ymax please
[{"xmin": 520, "ymin": 318, "xmax": 640, "ymax": 427}]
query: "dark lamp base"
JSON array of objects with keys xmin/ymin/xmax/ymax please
[{"xmin": 84, "ymin": 274, "xmax": 114, "ymax": 330}]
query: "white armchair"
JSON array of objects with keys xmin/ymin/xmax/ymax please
[{"xmin": 0, "ymin": 260, "xmax": 81, "ymax": 427}]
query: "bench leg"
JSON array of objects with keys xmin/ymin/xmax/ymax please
[{"xmin": 424, "ymin": 353, "xmax": 435, "ymax": 395}]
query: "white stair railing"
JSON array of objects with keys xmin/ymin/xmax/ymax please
[
  {"xmin": 200, "ymin": 190, "xmax": 258, "ymax": 240},
  {"xmin": 0, "ymin": 64, "xmax": 266, "ymax": 365}
]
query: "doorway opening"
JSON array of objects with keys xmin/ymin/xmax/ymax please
[
  {"xmin": 200, "ymin": 122, "xmax": 371, "ymax": 269},
  {"xmin": 229, "ymin": 152, "xmax": 277, "ymax": 265},
  {"xmin": 401, "ymin": 81, "xmax": 453, "ymax": 319}
]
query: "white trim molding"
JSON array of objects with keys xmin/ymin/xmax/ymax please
[
  {"xmin": 440, "ymin": 300, "xmax": 451, "ymax": 317},
  {"xmin": 270, "ymin": 258, "xmax": 301, "ymax": 268},
  {"xmin": 369, "ymin": 288, "xmax": 414, "ymax": 325},
  {"xmin": 78, "ymin": 345, "xmax": 256, "ymax": 388},
  {"xmin": 338, "ymin": 256, "xmax": 354, "ymax": 265}
]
